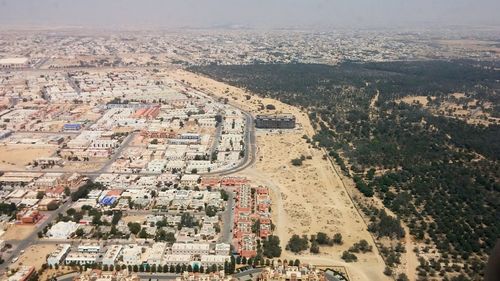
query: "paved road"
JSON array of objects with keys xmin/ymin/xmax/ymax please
[
  {"xmin": 0, "ymin": 74, "xmax": 257, "ymax": 275},
  {"xmin": 219, "ymin": 191, "xmax": 235, "ymax": 244},
  {"xmin": 209, "ymin": 121, "xmax": 222, "ymax": 162},
  {"xmin": 33, "ymin": 57, "xmax": 51, "ymax": 70},
  {"xmin": 137, "ymin": 273, "xmax": 180, "ymax": 280},
  {"xmin": 56, "ymin": 271, "xmax": 180, "ymax": 281},
  {"xmin": 97, "ymin": 132, "xmax": 137, "ymax": 174},
  {"xmin": 233, "ymin": 268, "xmax": 263, "ymax": 279},
  {"xmin": 201, "ymin": 109, "xmax": 256, "ymax": 177},
  {"xmin": 2, "ymin": 108, "xmax": 255, "ymax": 179},
  {"xmin": 65, "ymin": 73, "xmax": 82, "ymax": 95},
  {"xmin": 12, "ymin": 130, "xmax": 80, "ymax": 135},
  {"xmin": 0, "ymin": 199, "xmax": 73, "ymax": 274},
  {"xmin": 56, "ymin": 272, "xmax": 80, "ymax": 281},
  {"xmin": 0, "ymin": 65, "xmax": 179, "ymax": 74}
]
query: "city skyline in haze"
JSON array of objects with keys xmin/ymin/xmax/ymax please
[{"xmin": 0, "ymin": 0, "xmax": 500, "ymax": 30}]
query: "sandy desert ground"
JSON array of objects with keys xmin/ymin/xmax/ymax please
[
  {"xmin": 171, "ymin": 70, "xmax": 391, "ymax": 281},
  {"xmin": 10, "ymin": 244, "xmax": 58, "ymax": 270},
  {"xmin": 0, "ymin": 145, "xmax": 56, "ymax": 170},
  {"xmin": 1, "ymin": 224, "xmax": 36, "ymax": 242}
]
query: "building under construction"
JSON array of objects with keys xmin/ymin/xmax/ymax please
[{"xmin": 255, "ymin": 114, "xmax": 296, "ymax": 129}]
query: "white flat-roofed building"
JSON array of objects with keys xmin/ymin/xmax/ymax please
[
  {"xmin": 91, "ymin": 139, "xmax": 119, "ymax": 149},
  {"xmin": 47, "ymin": 221, "xmax": 79, "ymax": 239},
  {"xmin": 164, "ymin": 149, "xmax": 186, "ymax": 160},
  {"xmin": 161, "ymin": 254, "xmax": 192, "ymax": 266},
  {"xmin": 215, "ymin": 243, "xmax": 231, "ymax": 256},
  {"xmin": 198, "ymin": 118, "xmax": 217, "ymax": 128},
  {"xmin": 87, "ymin": 190, "xmax": 103, "ymax": 199},
  {"xmin": 65, "ymin": 252, "xmax": 98, "ymax": 265},
  {"xmin": 147, "ymin": 159, "xmax": 168, "ymax": 173},
  {"xmin": 171, "ymin": 243, "xmax": 210, "ymax": 255},
  {"xmin": 180, "ymin": 174, "xmax": 201, "ymax": 186},
  {"xmin": 7, "ymin": 189, "xmax": 27, "ymax": 199},
  {"xmin": 122, "ymin": 245, "xmax": 142, "ymax": 266},
  {"xmin": 180, "ymin": 133, "xmax": 201, "ymax": 140},
  {"xmin": 165, "ymin": 160, "xmax": 185, "ymax": 171},
  {"xmin": 47, "ymin": 244, "xmax": 71, "ymax": 266},
  {"xmin": 145, "ymin": 242, "xmax": 167, "ymax": 265},
  {"xmin": 200, "ymin": 255, "xmax": 230, "ymax": 267},
  {"xmin": 102, "ymin": 245, "xmax": 123, "ymax": 266},
  {"xmin": 186, "ymin": 161, "xmax": 212, "ymax": 173},
  {"xmin": 78, "ymin": 243, "xmax": 101, "ymax": 253}
]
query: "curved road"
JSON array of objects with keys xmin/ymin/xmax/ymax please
[{"xmin": 200, "ymin": 109, "xmax": 256, "ymax": 177}]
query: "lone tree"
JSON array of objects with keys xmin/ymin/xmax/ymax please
[{"xmin": 291, "ymin": 158, "xmax": 303, "ymax": 166}]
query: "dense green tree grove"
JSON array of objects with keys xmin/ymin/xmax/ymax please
[{"xmin": 192, "ymin": 61, "xmax": 500, "ymax": 280}]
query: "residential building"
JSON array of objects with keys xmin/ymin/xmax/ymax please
[{"xmin": 47, "ymin": 244, "xmax": 71, "ymax": 266}]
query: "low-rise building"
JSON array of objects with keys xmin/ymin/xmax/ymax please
[
  {"xmin": 47, "ymin": 221, "xmax": 79, "ymax": 239},
  {"xmin": 65, "ymin": 252, "xmax": 98, "ymax": 265},
  {"xmin": 215, "ymin": 243, "xmax": 231, "ymax": 256},
  {"xmin": 255, "ymin": 114, "xmax": 296, "ymax": 129},
  {"xmin": 180, "ymin": 174, "xmax": 201, "ymax": 186},
  {"xmin": 47, "ymin": 244, "xmax": 71, "ymax": 266},
  {"xmin": 171, "ymin": 243, "xmax": 210, "ymax": 255},
  {"xmin": 78, "ymin": 243, "xmax": 101, "ymax": 253},
  {"xmin": 102, "ymin": 245, "xmax": 123, "ymax": 266},
  {"xmin": 200, "ymin": 255, "xmax": 230, "ymax": 268},
  {"xmin": 145, "ymin": 242, "xmax": 167, "ymax": 266},
  {"xmin": 122, "ymin": 245, "xmax": 142, "ymax": 266},
  {"xmin": 161, "ymin": 254, "xmax": 192, "ymax": 266}
]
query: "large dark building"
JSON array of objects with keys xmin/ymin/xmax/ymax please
[{"xmin": 255, "ymin": 114, "xmax": 296, "ymax": 129}]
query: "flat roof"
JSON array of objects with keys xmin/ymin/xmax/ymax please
[{"xmin": 0, "ymin": 57, "xmax": 28, "ymax": 64}]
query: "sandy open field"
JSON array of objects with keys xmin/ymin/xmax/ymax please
[
  {"xmin": 59, "ymin": 161, "xmax": 105, "ymax": 172},
  {"xmin": 0, "ymin": 145, "xmax": 56, "ymax": 170},
  {"xmin": 11, "ymin": 244, "xmax": 58, "ymax": 270},
  {"xmin": 1, "ymin": 224, "xmax": 36, "ymax": 241},
  {"xmin": 171, "ymin": 70, "xmax": 390, "ymax": 281},
  {"xmin": 122, "ymin": 214, "xmax": 146, "ymax": 224}
]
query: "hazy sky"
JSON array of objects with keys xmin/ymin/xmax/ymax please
[{"xmin": 0, "ymin": 0, "xmax": 499, "ymax": 29}]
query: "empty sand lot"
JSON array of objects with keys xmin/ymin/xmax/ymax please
[
  {"xmin": 171, "ymin": 70, "xmax": 390, "ymax": 281},
  {"xmin": 10, "ymin": 244, "xmax": 58, "ymax": 271},
  {"xmin": 0, "ymin": 145, "xmax": 56, "ymax": 170}
]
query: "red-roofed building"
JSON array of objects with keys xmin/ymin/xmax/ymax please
[
  {"xmin": 16, "ymin": 209, "xmax": 42, "ymax": 224},
  {"xmin": 200, "ymin": 177, "xmax": 220, "ymax": 189},
  {"xmin": 106, "ymin": 189, "xmax": 123, "ymax": 197},
  {"xmin": 221, "ymin": 177, "xmax": 249, "ymax": 187},
  {"xmin": 44, "ymin": 186, "xmax": 66, "ymax": 198}
]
